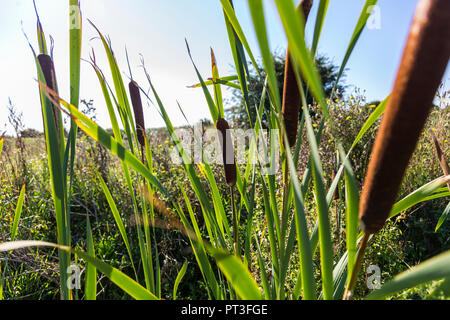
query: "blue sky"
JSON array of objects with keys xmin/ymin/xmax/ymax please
[{"xmin": 0, "ymin": 0, "xmax": 448, "ymax": 134}]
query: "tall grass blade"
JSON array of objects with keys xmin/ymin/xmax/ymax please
[
  {"xmin": 11, "ymin": 184, "xmax": 26, "ymax": 242},
  {"xmin": 335, "ymin": 0, "xmax": 378, "ymax": 86},
  {"xmin": 208, "ymin": 249, "xmax": 262, "ymax": 300},
  {"xmin": 311, "ymin": 0, "xmax": 330, "ymax": 56},
  {"xmin": 173, "ymin": 261, "xmax": 188, "ymax": 300},
  {"xmin": 97, "ymin": 173, "xmax": 136, "ymax": 275},
  {"xmin": 366, "ymin": 250, "xmax": 450, "ymax": 300},
  {"xmin": 436, "ymin": 202, "xmax": 450, "ymax": 232},
  {"xmin": 85, "ymin": 215, "xmax": 97, "ymax": 300}
]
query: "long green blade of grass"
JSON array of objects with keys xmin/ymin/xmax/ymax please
[
  {"xmin": 274, "ymin": 0, "xmax": 327, "ymax": 113},
  {"xmin": 188, "ymin": 75, "xmax": 240, "ymax": 90},
  {"xmin": 311, "ymin": 0, "xmax": 330, "ymax": 56},
  {"xmin": 219, "ymin": 0, "xmax": 260, "ymax": 77},
  {"xmin": 335, "ymin": 0, "xmax": 378, "ymax": 86},
  {"xmin": 435, "ymin": 201, "xmax": 450, "ymax": 232},
  {"xmin": 343, "ymin": 165, "xmax": 359, "ymax": 287},
  {"xmin": 366, "ymin": 250, "xmax": 450, "ymax": 300},
  {"xmin": 178, "ymin": 188, "xmax": 221, "ymax": 299},
  {"xmin": 173, "ymin": 261, "xmax": 188, "ymax": 300},
  {"xmin": 389, "ymin": 176, "xmax": 450, "ymax": 220},
  {"xmin": 34, "ymin": 55, "xmax": 69, "ymax": 300},
  {"xmin": 247, "ymin": 0, "xmax": 281, "ymax": 110},
  {"xmin": 85, "ymin": 215, "xmax": 97, "ymax": 300},
  {"xmin": 97, "ymin": 173, "xmax": 136, "ymax": 275},
  {"xmin": 10, "ymin": 184, "xmax": 26, "ymax": 242},
  {"xmin": 303, "ymin": 103, "xmax": 334, "ymax": 299},
  {"xmin": 208, "ymin": 249, "xmax": 262, "ymax": 300}
]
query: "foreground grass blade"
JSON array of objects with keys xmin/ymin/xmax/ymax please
[
  {"xmin": 34, "ymin": 52, "xmax": 70, "ymax": 301},
  {"xmin": 10, "ymin": 184, "xmax": 26, "ymax": 242},
  {"xmin": 335, "ymin": 0, "xmax": 378, "ymax": 86},
  {"xmin": 344, "ymin": 166, "xmax": 360, "ymax": 287},
  {"xmin": 208, "ymin": 249, "xmax": 262, "ymax": 300},
  {"xmin": 311, "ymin": 0, "xmax": 330, "ymax": 56},
  {"xmin": 274, "ymin": 0, "xmax": 327, "ymax": 113},
  {"xmin": 303, "ymin": 104, "xmax": 333, "ymax": 299},
  {"xmin": 219, "ymin": 0, "xmax": 260, "ymax": 77},
  {"xmin": 85, "ymin": 216, "xmax": 97, "ymax": 300},
  {"xmin": 389, "ymin": 176, "xmax": 450, "ymax": 220},
  {"xmin": 0, "ymin": 241, "xmax": 158, "ymax": 300},
  {"xmin": 173, "ymin": 261, "xmax": 188, "ymax": 300},
  {"xmin": 366, "ymin": 250, "xmax": 450, "ymax": 300},
  {"xmin": 436, "ymin": 202, "xmax": 450, "ymax": 232},
  {"xmin": 97, "ymin": 173, "xmax": 136, "ymax": 274},
  {"xmin": 350, "ymin": 97, "xmax": 388, "ymax": 151},
  {"xmin": 247, "ymin": 0, "xmax": 281, "ymax": 110}
]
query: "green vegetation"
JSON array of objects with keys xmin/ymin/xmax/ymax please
[{"xmin": 0, "ymin": 0, "xmax": 449, "ymax": 300}]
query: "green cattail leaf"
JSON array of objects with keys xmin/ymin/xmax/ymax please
[
  {"xmin": 188, "ymin": 76, "xmax": 240, "ymax": 90},
  {"xmin": 219, "ymin": 0, "xmax": 260, "ymax": 77},
  {"xmin": 367, "ymin": 250, "xmax": 450, "ymax": 300},
  {"xmin": 208, "ymin": 249, "xmax": 262, "ymax": 300},
  {"xmin": 435, "ymin": 202, "xmax": 450, "ymax": 232},
  {"xmin": 311, "ymin": 0, "xmax": 330, "ymax": 56},
  {"xmin": 247, "ymin": 0, "xmax": 281, "ymax": 111},
  {"xmin": 97, "ymin": 173, "xmax": 135, "ymax": 272},
  {"xmin": 11, "ymin": 184, "xmax": 26, "ymax": 242},
  {"xmin": 335, "ymin": 0, "xmax": 379, "ymax": 86},
  {"xmin": 173, "ymin": 261, "xmax": 188, "ymax": 300},
  {"xmin": 85, "ymin": 215, "xmax": 97, "ymax": 300}
]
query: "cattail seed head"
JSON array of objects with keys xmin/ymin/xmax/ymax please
[
  {"xmin": 37, "ymin": 54, "xmax": 62, "ymax": 141},
  {"xmin": 431, "ymin": 131, "xmax": 450, "ymax": 191},
  {"xmin": 359, "ymin": 0, "xmax": 450, "ymax": 234},
  {"xmin": 216, "ymin": 118, "xmax": 237, "ymax": 187},
  {"xmin": 129, "ymin": 80, "xmax": 146, "ymax": 148},
  {"xmin": 281, "ymin": 0, "xmax": 313, "ymax": 147},
  {"xmin": 37, "ymin": 54, "xmax": 58, "ymax": 93}
]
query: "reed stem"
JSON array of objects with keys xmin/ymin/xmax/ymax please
[
  {"xmin": 343, "ymin": 233, "xmax": 370, "ymax": 300},
  {"xmin": 231, "ymin": 186, "xmax": 239, "ymax": 258}
]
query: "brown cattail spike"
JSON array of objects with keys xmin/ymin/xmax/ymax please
[
  {"xmin": 431, "ymin": 131, "xmax": 450, "ymax": 191},
  {"xmin": 129, "ymin": 80, "xmax": 146, "ymax": 148},
  {"xmin": 281, "ymin": 0, "xmax": 313, "ymax": 147},
  {"xmin": 37, "ymin": 54, "xmax": 62, "ymax": 141},
  {"xmin": 359, "ymin": 0, "xmax": 450, "ymax": 235},
  {"xmin": 216, "ymin": 118, "xmax": 237, "ymax": 187}
]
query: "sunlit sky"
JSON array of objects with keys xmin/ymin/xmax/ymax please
[{"xmin": 0, "ymin": 0, "xmax": 449, "ymax": 134}]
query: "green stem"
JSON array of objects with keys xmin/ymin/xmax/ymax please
[{"xmin": 343, "ymin": 232, "xmax": 370, "ymax": 300}]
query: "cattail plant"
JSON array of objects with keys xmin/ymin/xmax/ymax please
[
  {"xmin": 281, "ymin": 0, "xmax": 313, "ymax": 148},
  {"xmin": 431, "ymin": 131, "xmax": 450, "ymax": 190},
  {"xmin": 345, "ymin": 0, "xmax": 450, "ymax": 299},
  {"xmin": 216, "ymin": 118, "xmax": 237, "ymax": 187},
  {"xmin": 216, "ymin": 117, "xmax": 239, "ymax": 256},
  {"xmin": 129, "ymin": 80, "xmax": 146, "ymax": 151},
  {"xmin": 37, "ymin": 54, "xmax": 63, "ymax": 147}
]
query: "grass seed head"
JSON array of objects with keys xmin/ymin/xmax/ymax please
[
  {"xmin": 359, "ymin": 0, "xmax": 450, "ymax": 234},
  {"xmin": 216, "ymin": 118, "xmax": 237, "ymax": 187}
]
